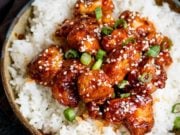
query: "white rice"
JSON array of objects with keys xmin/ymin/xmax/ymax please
[{"xmin": 8, "ymin": 0, "xmax": 180, "ymax": 135}]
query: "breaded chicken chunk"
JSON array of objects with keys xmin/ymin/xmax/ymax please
[
  {"xmin": 119, "ymin": 10, "xmax": 155, "ymax": 38},
  {"xmin": 125, "ymin": 58, "xmax": 167, "ymax": 94},
  {"xmin": 28, "ymin": 45, "xmax": 63, "ymax": 86},
  {"xmin": 74, "ymin": 0, "xmax": 115, "ymax": 25},
  {"xmin": 52, "ymin": 60, "xmax": 88, "ymax": 107},
  {"xmin": 124, "ymin": 95, "xmax": 154, "ymax": 135},
  {"xmin": 78, "ymin": 70, "xmax": 114, "ymax": 103},
  {"xmin": 104, "ymin": 94, "xmax": 154, "ymax": 135},
  {"xmin": 102, "ymin": 29, "xmax": 128, "ymax": 52},
  {"xmin": 103, "ymin": 43, "xmax": 141, "ymax": 85},
  {"xmin": 56, "ymin": 17, "xmax": 100, "ymax": 39},
  {"xmin": 67, "ymin": 27, "xmax": 100, "ymax": 54}
]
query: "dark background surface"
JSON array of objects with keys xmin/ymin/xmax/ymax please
[{"xmin": 0, "ymin": 0, "xmax": 30, "ymax": 134}]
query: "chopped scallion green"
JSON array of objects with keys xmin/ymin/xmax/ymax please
[
  {"xmin": 172, "ymin": 103, "xmax": 180, "ymax": 113},
  {"xmin": 117, "ymin": 80, "xmax": 129, "ymax": 89},
  {"xmin": 173, "ymin": 116, "xmax": 180, "ymax": 130},
  {"xmin": 146, "ymin": 45, "xmax": 160, "ymax": 57},
  {"xmin": 96, "ymin": 49, "xmax": 106, "ymax": 60},
  {"xmin": 120, "ymin": 93, "xmax": 131, "ymax": 98},
  {"xmin": 95, "ymin": 7, "xmax": 102, "ymax": 20},
  {"xmin": 139, "ymin": 72, "xmax": 152, "ymax": 83},
  {"xmin": 63, "ymin": 108, "xmax": 76, "ymax": 122},
  {"xmin": 80, "ymin": 53, "xmax": 92, "ymax": 65},
  {"xmin": 161, "ymin": 37, "xmax": 173, "ymax": 50},
  {"xmin": 120, "ymin": 131, "xmax": 127, "ymax": 135},
  {"xmin": 65, "ymin": 49, "xmax": 79, "ymax": 59},
  {"xmin": 92, "ymin": 59, "xmax": 103, "ymax": 70},
  {"xmin": 114, "ymin": 19, "xmax": 127, "ymax": 29},
  {"xmin": 112, "ymin": 92, "xmax": 116, "ymax": 98},
  {"xmin": 101, "ymin": 26, "xmax": 113, "ymax": 35},
  {"xmin": 122, "ymin": 37, "xmax": 135, "ymax": 46}
]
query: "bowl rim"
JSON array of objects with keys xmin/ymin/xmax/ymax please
[{"xmin": 1, "ymin": 0, "xmax": 42, "ymax": 134}]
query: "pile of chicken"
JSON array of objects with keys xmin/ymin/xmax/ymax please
[{"xmin": 27, "ymin": 0, "xmax": 173, "ymax": 135}]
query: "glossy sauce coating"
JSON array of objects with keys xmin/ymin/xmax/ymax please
[
  {"xmin": 28, "ymin": 0, "xmax": 173, "ymax": 134},
  {"xmin": 52, "ymin": 60, "xmax": 88, "ymax": 107},
  {"xmin": 78, "ymin": 70, "xmax": 113, "ymax": 103},
  {"xmin": 28, "ymin": 45, "xmax": 63, "ymax": 86}
]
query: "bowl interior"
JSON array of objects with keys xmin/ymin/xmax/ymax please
[{"xmin": 1, "ymin": 2, "xmax": 43, "ymax": 135}]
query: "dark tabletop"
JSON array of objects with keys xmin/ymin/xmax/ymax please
[{"xmin": 0, "ymin": 0, "xmax": 31, "ymax": 134}]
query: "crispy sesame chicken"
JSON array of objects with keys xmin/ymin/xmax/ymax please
[
  {"xmin": 124, "ymin": 58, "xmax": 167, "ymax": 94},
  {"xmin": 52, "ymin": 60, "xmax": 88, "ymax": 107},
  {"xmin": 56, "ymin": 16, "xmax": 101, "ymax": 54},
  {"xmin": 103, "ymin": 43, "xmax": 142, "ymax": 85},
  {"xmin": 102, "ymin": 29, "xmax": 128, "ymax": 52},
  {"xmin": 75, "ymin": 0, "xmax": 115, "ymax": 25},
  {"xmin": 119, "ymin": 10, "xmax": 156, "ymax": 38},
  {"xmin": 74, "ymin": 0, "xmax": 102, "ymax": 16},
  {"xmin": 124, "ymin": 95, "xmax": 154, "ymax": 135},
  {"xmin": 27, "ymin": 45, "xmax": 63, "ymax": 86},
  {"xmin": 56, "ymin": 17, "xmax": 100, "ymax": 39},
  {"xmin": 86, "ymin": 101, "xmax": 103, "ymax": 119},
  {"xmin": 78, "ymin": 70, "xmax": 114, "ymax": 103},
  {"xmin": 28, "ymin": 0, "xmax": 173, "ymax": 134},
  {"xmin": 104, "ymin": 94, "xmax": 154, "ymax": 135},
  {"xmin": 67, "ymin": 27, "xmax": 100, "ymax": 54}
]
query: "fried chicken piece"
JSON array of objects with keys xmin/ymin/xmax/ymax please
[
  {"xmin": 75, "ymin": 0, "xmax": 115, "ymax": 25},
  {"xmin": 104, "ymin": 94, "xmax": 154, "ymax": 135},
  {"xmin": 125, "ymin": 58, "xmax": 167, "ymax": 94},
  {"xmin": 139, "ymin": 58, "xmax": 167, "ymax": 90},
  {"xmin": 101, "ymin": 0, "xmax": 115, "ymax": 25},
  {"xmin": 144, "ymin": 34, "xmax": 173, "ymax": 67},
  {"xmin": 86, "ymin": 101, "xmax": 103, "ymax": 119},
  {"xmin": 28, "ymin": 45, "xmax": 63, "ymax": 86},
  {"xmin": 52, "ymin": 60, "xmax": 88, "ymax": 107},
  {"xmin": 67, "ymin": 27, "xmax": 100, "ymax": 54},
  {"xmin": 104, "ymin": 97, "xmax": 136, "ymax": 124},
  {"xmin": 74, "ymin": 0, "xmax": 102, "ymax": 16},
  {"xmin": 101, "ymin": 29, "xmax": 128, "ymax": 52},
  {"xmin": 55, "ymin": 16, "xmax": 101, "ymax": 54},
  {"xmin": 78, "ymin": 70, "xmax": 114, "ymax": 103},
  {"xmin": 103, "ymin": 43, "xmax": 141, "ymax": 85},
  {"xmin": 124, "ymin": 95, "xmax": 154, "ymax": 135},
  {"xmin": 56, "ymin": 17, "xmax": 100, "ymax": 39},
  {"xmin": 119, "ymin": 10, "xmax": 155, "ymax": 38},
  {"xmin": 155, "ymin": 51, "xmax": 172, "ymax": 68},
  {"xmin": 55, "ymin": 19, "xmax": 76, "ymax": 38}
]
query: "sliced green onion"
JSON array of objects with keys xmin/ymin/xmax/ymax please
[
  {"xmin": 161, "ymin": 37, "xmax": 173, "ymax": 50},
  {"xmin": 112, "ymin": 92, "xmax": 116, "ymax": 98},
  {"xmin": 65, "ymin": 49, "xmax": 79, "ymax": 59},
  {"xmin": 92, "ymin": 59, "xmax": 103, "ymax": 70},
  {"xmin": 117, "ymin": 80, "xmax": 129, "ymax": 89},
  {"xmin": 146, "ymin": 45, "xmax": 160, "ymax": 57},
  {"xmin": 114, "ymin": 19, "xmax": 127, "ymax": 29},
  {"xmin": 95, "ymin": 7, "xmax": 102, "ymax": 20},
  {"xmin": 173, "ymin": 116, "xmax": 180, "ymax": 130},
  {"xmin": 63, "ymin": 107, "xmax": 76, "ymax": 122},
  {"xmin": 96, "ymin": 49, "xmax": 106, "ymax": 60},
  {"xmin": 120, "ymin": 93, "xmax": 131, "ymax": 98},
  {"xmin": 139, "ymin": 72, "xmax": 152, "ymax": 83},
  {"xmin": 172, "ymin": 103, "xmax": 180, "ymax": 113},
  {"xmin": 120, "ymin": 131, "xmax": 127, "ymax": 135},
  {"xmin": 122, "ymin": 37, "xmax": 135, "ymax": 46},
  {"xmin": 101, "ymin": 26, "xmax": 113, "ymax": 35},
  {"xmin": 80, "ymin": 53, "xmax": 92, "ymax": 65}
]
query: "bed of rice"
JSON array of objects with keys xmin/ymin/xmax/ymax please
[{"xmin": 8, "ymin": 0, "xmax": 180, "ymax": 134}]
